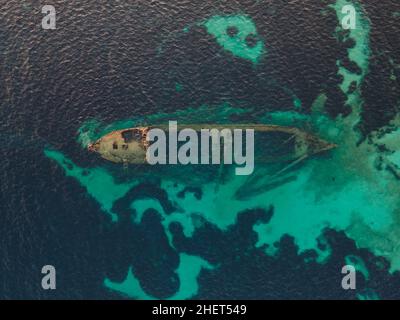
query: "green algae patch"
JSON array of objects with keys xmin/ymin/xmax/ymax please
[
  {"xmin": 104, "ymin": 267, "xmax": 154, "ymax": 300},
  {"xmin": 357, "ymin": 289, "xmax": 380, "ymax": 300},
  {"xmin": 104, "ymin": 253, "xmax": 213, "ymax": 300},
  {"xmin": 44, "ymin": 148, "xmax": 137, "ymax": 222},
  {"xmin": 331, "ymin": 0, "xmax": 371, "ymax": 109},
  {"xmin": 204, "ymin": 15, "xmax": 265, "ymax": 64},
  {"xmin": 170, "ymin": 254, "xmax": 214, "ymax": 300},
  {"xmin": 129, "ymin": 178, "xmax": 266, "ymax": 247},
  {"xmin": 345, "ymin": 255, "xmax": 369, "ymax": 280},
  {"xmin": 175, "ymin": 82, "xmax": 183, "ymax": 93},
  {"xmin": 130, "ymin": 197, "xmax": 196, "ymax": 248},
  {"xmin": 260, "ymin": 111, "xmax": 311, "ymax": 127},
  {"xmin": 253, "ymin": 161, "xmax": 394, "ymax": 258},
  {"xmin": 77, "ymin": 119, "xmax": 102, "ymax": 148}
]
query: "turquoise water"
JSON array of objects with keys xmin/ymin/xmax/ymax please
[
  {"xmin": 104, "ymin": 253, "xmax": 213, "ymax": 300},
  {"xmin": 204, "ymin": 15, "xmax": 265, "ymax": 64},
  {"xmin": 43, "ymin": 2, "xmax": 400, "ymax": 300}
]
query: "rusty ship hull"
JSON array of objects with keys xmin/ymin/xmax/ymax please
[{"xmin": 87, "ymin": 124, "xmax": 336, "ymax": 166}]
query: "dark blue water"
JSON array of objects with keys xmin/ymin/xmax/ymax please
[{"xmin": 0, "ymin": 0, "xmax": 399, "ymax": 299}]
